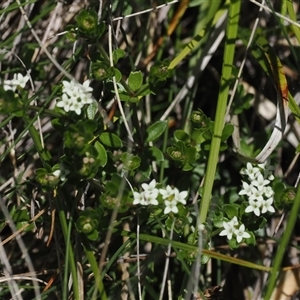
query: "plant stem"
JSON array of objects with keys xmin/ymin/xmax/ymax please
[
  {"xmin": 56, "ymin": 192, "xmax": 80, "ymax": 300},
  {"xmin": 199, "ymin": 0, "xmax": 241, "ymax": 224},
  {"xmin": 264, "ymin": 185, "xmax": 300, "ymax": 299}
]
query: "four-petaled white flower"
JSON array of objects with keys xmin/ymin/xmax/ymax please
[
  {"xmin": 239, "ymin": 181, "xmax": 254, "ymax": 197},
  {"xmin": 240, "ymin": 162, "xmax": 260, "ymax": 180},
  {"xmin": 252, "ymin": 173, "xmax": 270, "ymax": 191},
  {"xmin": 261, "ymin": 198, "xmax": 275, "ymax": 214},
  {"xmin": 142, "ymin": 179, "xmax": 158, "ymax": 195},
  {"xmin": 164, "ymin": 199, "xmax": 179, "ymax": 214},
  {"xmin": 248, "ymin": 187, "xmax": 264, "ymax": 202},
  {"xmin": 234, "ymin": 224, "xmax": 251, "ymax": 243},
  {"xmin": 12, "ymin": 73, "xmax": 30, "ymax": 88},
  {"xmin": 245, "ymin": 198, "xmax": 262, "ymax": 216},
  {"xmin": 174, "ymin": 189, "xmax": 188, "ymax": 205},
  {"xmin": 219, "ymin": 217, "xmax": 250, "ymax": 244},
  {"xmin": 219, "ymin": 217, "xmax": 238, "ymax": 241},
  {"xmin": 159, "ymin": 185, "xmax": 175, "ymax": 200},
  {"xmin": 145, "ymin": 192, "xmax": 159, "ymax": 205},
  {"xmin": 3, "ymin": 73, "xmax": 29, "ymax": 91},
  {"xmin": 263, "ymin": 186, "xmax": 274, "ymax": 198},
  {"xmin": 57, "ymin": 94, "xmax": 73, "ymax": 112},
  {"xmin": 133, "ymin": 191, "xmax": 147, "ymax": 205}
]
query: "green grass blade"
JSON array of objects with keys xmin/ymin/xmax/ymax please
[
  {"xmin": 264, "ymin": 184, "xmax": 300, "ymax": 299},
  {"xmin": 199, "ymin": 0, "xmax": 241, "ymax": 224}
]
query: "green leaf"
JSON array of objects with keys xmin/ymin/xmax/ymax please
[
  {"xmin": 128, "ymin": 71, "xmax": 143, "ymax": 92},
  {"xmin": 94, "ymin": 141, "xmax": 108, "ymax": 167},
  {"xmin": 174, "ymin": 130, "xmax": 190, "ymax": 143},
  {"xmin": 245, "ymin": 231, "xmax": 256, "ymax": 246},
  {"xmin": 114, "ymin": 68, "xmax": 122, "ymax": 82},
  {"xmin": 221, "ymin": 123, "xmax": 234, "ymax": 141},
  {"xmin": 99, "ymin": 132, "xmax": 123, "ymax": 148},
  {"xmin": 146, "ymin": 120, "xmax": 167, "ymax": 142},
  {"xmin": 84, "ymin": 119, "xmax": 97, "ymax": 132},
  {"xmin": 182, "ymin": 163, "xmax": 193, "ymax": 171},
  {"xmin": 121, "ymin": 152, "xmax": 141, "ymax": 171},
  {"xmin": 148, "ymin": 146, "xmax": 164, "ymax": 162},
  {"xmin": 113, "ymin": 49, "xmax": 125, "ymax": 64},
  {"xmin": 13, "ymin": 209, "xmax": 34, "ymax": 231},
  {"xmin": 86, "ymin": 101, "xmax": 98, "ymax": 120},
  {"xmin": 288, "ymin": 92, "xmax": 300, "ymax": 124},
  {"xmin": 223, "ymin": 204, "xmax": 239, "ymax": 219},
  {"xmin": 212, "ymin": 212, "xmax": 224, "ymax": 228}
]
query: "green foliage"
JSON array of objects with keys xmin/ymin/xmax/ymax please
[
  {"xmin": 75, "ymin": 9, "xmax": 106, "ymax": 42},
  {"xmin": 1, "ymin": 1, "xmax": 299, "ymax": 299},
  {"xmin": 76, "ymin": 209, "xmax": 101, "ymax": 241},
  {"xmin": 146, "ymin": 120, "xmax": 167, "ymax": 142}
]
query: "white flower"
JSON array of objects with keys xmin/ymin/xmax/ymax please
[
  {"xmin": 261, "ymin": 198, "xmax": 275, "ymax": 214},
  {"xmin": 144, "ymin": 191, "xmax": 159, "ymax": 205},
  {"xmin": 3, "ymin": 79, "xmax": 15, "ymax": 91},
  {"xmin": 240, "ymin": 162, "xmax": 260, "ymax": 180},
  {"xmin": 80, "ymin": 79, "xmax": 93, "ymax": 94},
  {"xmin": 81, "ymin": 93, "xmax": 93, "ymax": 104},
  {"xmin": 69, "ymin": 100, "xmax": 82, "ymax": 115},
  {"xmin": 62, "ymin": 79, "xmax": 78, "ymax": 94},
  {"xmin": 245, "ymin": 198, "xmax": 262, "ymax": 216},
  {"xmin": 230, "ymin": 216, "xmax": 239, "ymax": 226},
  {"xmin": 248, "ymin": 187, "xmax": 264, "ymax": 202},
  {"xmin": 219, "ymin": 218, "xmax": 236, "ymax": 240},
  {"xmin": 131, "ymin": 179, "xmax": 160, "ymax": 206},
  {"xmin": 252, "ymin": 173, "xmax": 270, "ymax": 191},
  {"xmin": 164, "ymin": 199, "xmax": 178, "ymax": 214},
  {"xmin": 239, "ymin": 181, "xmax": 254, "ymax": 197},
  {"xmin": 220, "ymin": 217, "xmax": 250, "ymax": 244},
  {"xmin": 133, "ymin": 191, "xmax": 146, "ymax": 205},
  {"xmin": 142, "ymin": 179, "xmax": 158, "ymax": 195},
  {"xmin": 263, "ymin": 186, "xmax": 274, "ymax": 198},
  {"xmin": 258, "ymin": 161, "xmax": 275, "ymax": 180},
  {"xmin": 58, "ymin": 79, "xmax": 94, "ymax": 114},
  {"xmin": 159, "ymin": 185, "xmax": 175, "ymax": 200},
  {"xmin": 57, "ymin": 94, "xmax": 73, "ymax": 112},
  {"xmin": 234, "ymin": 224, "xmax": 251, "ymax": 243},
  {"xmin": 52, "ymin": 170, "xmax": 61, "ymax": 177},
  {"xmin": 3, "ymin": 73, "xmax": 29, "ymax": 91},
  {"xmin": 174, "ymin": 189, "xmax": 188, "ymax": 205},
  {"xmin": 12, "ymin": 73, "xmax": 29, "ymax": 88}
]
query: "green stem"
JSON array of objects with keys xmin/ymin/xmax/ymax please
[
  {"xmin": 264, "ymin": 185, "xmax": 300, "ymax": 299},
  {"xmin": 199, "ymin": 0, "xmax": 241, "ymax": 224},
  {"xmin": 81, "ymin": 235, "xmax": 108, "ymax": 300},
  {"xmin": 56, "ymin": 193, "xmax": 80, "ymax": 300},
  {"xmin": 97, "ymin": 44, "xmax": 132, "ymax": 94},
  {"xmin": 23, "ymin": 115, "xmax": 52, "ymax": 165}
]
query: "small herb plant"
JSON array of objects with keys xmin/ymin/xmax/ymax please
[{"xmin": 1, "ymin": 1, "xmax": 300, "ymax": 300}]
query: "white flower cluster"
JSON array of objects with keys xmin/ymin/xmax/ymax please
[
  {"xmin": 239, "ymin": 162, "xmax": 275, "ymax": 216},
  {"xmin": 3, "ymin": 73, "xmax": 29, "ymax": 92},
  {"xmin": 133, "ymin": 179, "xmax": 188, "ymax": 214},
  {"xmin": 219, "ymin": 216, "xmax": 250, "ymax": 243},
  {"xmin": 56, "ymin": 79, "xmax": 93, "ymax": 115}
]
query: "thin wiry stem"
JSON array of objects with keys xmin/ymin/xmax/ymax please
[
  {"xmin": 112, "ymin": 0, "xmax": 178, "ymax": 21},
  {"xmin": 225, "ymin": 0, "xmax": 265, "ymax": 120},
  {"xmin": 250, "ymin": 0, "xmax": 300, "ymax": 28},
  {"xmin": 159, "ymin": 220, "xmax": 175, "ymax": 300},
  {"xmin": 108, "ymin": 24, "xmax": 134, "ymax": 142},
  {"xmin": 0, "ymin": 195, "xmax": 41, "ymax": 299},
  {"xmin": 136, "ymin": 214, "xmax": 142, "ymax": 300}
]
